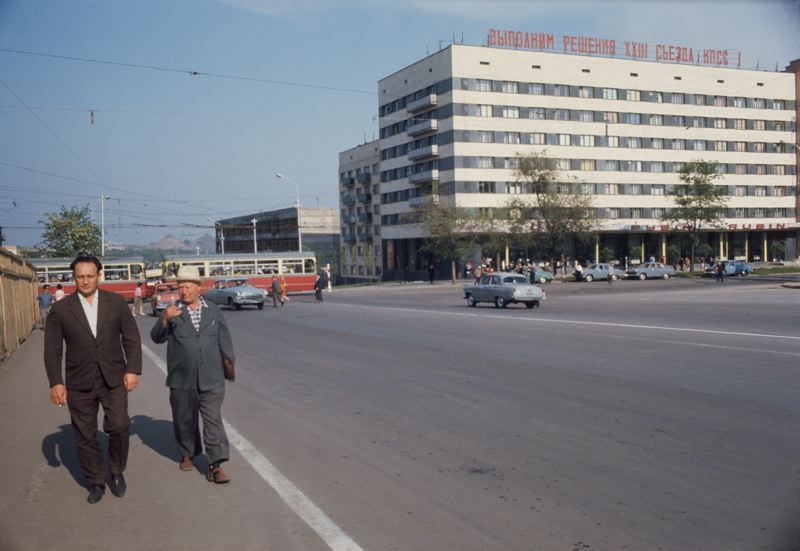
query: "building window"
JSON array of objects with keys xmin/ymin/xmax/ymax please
[
  {"xmin": 733, "ymin": 141, "xmax": 746, "ymax": 152},
  {"xmin": 530, "ymin": 132, "xmax": 546, "ymax": 145},
  {"xmin": 578, "ymin": 110, "xmax": 594, "ymax": 122},
  {"xmin": 629, "ymin": 184, "xmax": 643, "ymax": 195},
  {"xmin": 554, "ymin": 84, "xmax": 569, "ymax": 96},
  {"xmin": 501, "ymin": 81, "xmax": 518, "ymax": 94},
  {"xmin": 651, "ymin": 138, "xmax": 663, "ymax": 149},
  {"xmin": 578, "ymin": 135, "xmax": 595, "ymax": 147},
  {"xmin": 734, "ymin": 164, "xmax": 747, "ymax": 175},
  {"xmin": 691, "ymin": 117, "xmax": 706, "ymax": 128},
  {"xmin": 477, "ymin": 130, "xmax": 493, "ymax": 143},
  {"xmin": 626, "ymin": 90, "xmax": 640, "ymax": 101},
  {"xmin": 752, "ymin": 120, "xmax": 765, "ymax": 131},
  {"xmin": 671, "ymin": 93, "xmax": 684, "ymax": 104},
  {"xmin": 733, "ymin": 97, "xmax": 745, "ymax": 108},
  {"xmin": 753, "ymin": 142, "xmax": 766, "ymax": 153},
  {"xmin": 607, "ymin": 208, "xmax": 620, "ymax": 219},
  {"xmin": 772, "ymin": 100, "xmax": 784, "ymax": 110},
  {"xmin": 607, "ymin": 136, "xmax": 619, "ymax": 148},
  {"xmin": 713, "ymin": 118, "xmax": 726, "ymax": 129},
  {"xmin": 605, "ymin": 184, "xmax": 619, "ymax": 195},
  {"xmin": 735, "ymin": 207, "xmax": 746, "ymax": 217},
  {"xmin": 581, "ymin": 183, "xmax": 595, "ymax": 194},
  {"xmin": 503, "ymin": 132, "xmax": 521, "ymax": 144},
  {"xmin": 752, "ymin": 98, "xmax": 765, "ymax": 109},
  {"xmin": 580, "ymin": 159, "xmax": 596, "ymax": 171},
  {"xmin": 649, "ymin": 114, "xmax": 663, "ymax": 126},
  {"xmin": 477, "ymin": 157, "xmax": 494, "ymax": 169},
  {"xmin": 754, "ymin": 208, "xmax": 765, "ymax": 218},
  {"xmin": 626, "ymin": 137, "xmax": 641, "ymax": 149},
  {"xmin": 503, "ymin": 157, "xmax": 518, "ymax": 169},
  {"xmin": 623, "ymin": 161, "xmax": 642, "ymax": 172},
  {"xmin": 672, "ymin": 139, "xmax": 685, "ymax": 150},
  {"xmin": 553, "ymin": 109, "xmax": 569, "ymax": 121},
  {"xmin": 502, "ymin": 106, "xmax": 519, "ymax": 119},
  {"xmin": 714, "ymin": 96, "xmax": 726, "ymax": 107},
  {"xmin": 774, "ymin": 186, "xmax": 786, "ymax": 196},
  {"xmin": 693, "ymin": 140, "xmax": 706, "ymax": 151},
  {"xmin": 602, "ymin": 111, "xmax": 618, "ymax": 123},
  {"xmin": 554, "ymin": 159, "xmax": 570, "ymax": 170},
  {"xmin": 754, "ymin": 185, "xmax": 767, "ymax": 196},
  {"xmin": 733, "ymin": 119, "xmax": 746, "ymax": 130},
  {"xmin": 477, "ymin": 79, "xmax": 492, "ymax": 92},
  {"xmin": 652, "ymin": 208, "xmax": 664, "ymax": 218},
  {"xmin": 630, "ymin": 208, "xmax": 642, "ymax": 218},
  {"xmin": 602, "ymin": 88, "xmax": 618, "ymax": 100},
  {"xmin": 558, "ymin": 134, "xmax": 572, "ymax": 146},
  {"xmin": 713, "ymin": 141, "xmax": 726, "ymax": 152},
  {"xmin": 478, "ymin": 181, "xmax": 496, "ymax": 193},
  {"xmin": 478, "ymin": 104, "xmax": 492, "ymax": 117},
  {"xmin": 651, "ymin": 184, "xmax": 665, "ymax": 195},
  {"xmin": 604, "ymin": 160, "xmax": 619, "ymax": 171},
  {"xmin": 626, "ymin": 113, "xmax": 641, "ymax": 124},
  {"xmin": 578, "ymin": 86, "xmax": 593, "ymax": 98},
  {"xmin": 774, "ymin": 165, "xmax": 786, "ymax": 176},
  {"xmin": 529, "ymin": 107, "xmax": 545, "ymax": 120},
  {"xmin": 529, "ymin": 83, "xmax": 545, "ymax": 95},
  {"xmin": 506, "ymin": 182, "xmax": 524, "ymax": 194},
  {"xmin": 694, "ymin": 94, "xmax": 705, "ymax": 105},
  {"xmin": 650, "ymin": 162, "xmax": 664, "ymax": 173}
]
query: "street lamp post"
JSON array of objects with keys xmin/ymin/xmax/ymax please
[
  {"xmin": 251, "ymin": 218, "xmax": 258, "ymax": 254},
  {"xmin": 275, "ymin": 172, "xmax": 302, "ymax": 252}
]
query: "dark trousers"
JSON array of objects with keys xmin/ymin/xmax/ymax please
[
  {"xmin": 67, "ymin": 370, "xmax": 130, "ymax": 487},
  {"xmin": 315, "ymin": 288, "xmax": 323, "ymax": 302},
  {"xmin": 169, "ymin": 386, "xmax": 228, "ymax": 466},
  {"xmin": 272, "ymin": 291, "xmax": 283, "ymax": 307}
]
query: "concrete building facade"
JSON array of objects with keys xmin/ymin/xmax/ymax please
[
  {"xmin": 345, "ymin": 44, "xmax": 799, "ymax": 278},
  {"xmin": 338, "ymin": 141, "xmax": 382, "ymax": 281}
]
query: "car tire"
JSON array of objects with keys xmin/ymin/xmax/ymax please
[
  {"xmin": 227, "ymin": 298, "xmax": 233, "ymax": 309},
  {"xmin": 584, "ymin": 274, "xmax": 593, "ymax": 282},
  {"xmin": 538, "ymin": 277, "xmax": 547, "ymax": 284},
  {"xmin": 234, "ymin": 303, "xmax": 242, "ymax": 311},
  {"xmin": 638, "ymin": 273, "xmax": 646, "ymax": 280},
  {"xmin": 663, "ymin": 273, "xmax": 670, "ymax": 279},
  {"xmin": 525, "ymin": 302, "xmax": 535, "ymax": 309},
  {"xmin": 466, "ymin": 294, "xmax": 477, "ymax": 307},
  {"xmin": 611, "ymin": 274, "xmax": 618, "ymax": 281},
  {"xmin": 257, "ymin": 303, "xmax": 264, "ymax": 310},
  {"xmin": 495, "ymin": 296, "xmax": 506, "ymax": 309}
]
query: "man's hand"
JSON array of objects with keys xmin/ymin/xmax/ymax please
[
  {"xmin": 50, "ymin": 384, "xmax": 67, "ymax": 406},
  {"xmin": 124, "ymin": 373, "xmax": 139, "ymax": 392},
  {"xmin": 162, "ymin": 301, "xmax": 182, "ymax": 327}
]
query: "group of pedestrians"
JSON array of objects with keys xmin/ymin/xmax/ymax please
[
  {"xmin": 36, "ymin": 284, "xmax": 65, "ymax": 329},
  {"xmin": 43, "ymin": 254, "xmax": 237, "ymax": 504}
]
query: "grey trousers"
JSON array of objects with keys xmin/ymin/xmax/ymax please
[{"xmin": 169, "ymin": 385, "xmax": 229, "ymax": 467}]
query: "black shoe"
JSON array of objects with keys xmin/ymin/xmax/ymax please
[
  {"xmin": 87, "ymin": 484, "xmax": 105, "ymax": 504},
  {"xmin": 109, "ymin": 474, "xmax": 126, "ymax": 498}
]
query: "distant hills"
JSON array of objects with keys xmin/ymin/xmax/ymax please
[{"xmin": 143, "ymin": 233, "xmax": 215, "ymax": 252}]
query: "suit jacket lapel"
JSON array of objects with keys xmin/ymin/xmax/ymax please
[
  {"xmin": 198, "ymin": 303, "xmax": 213, "ymax": 334},
  {"xmin": 67, "ymin": 293, "xmax": 94, "ymax": 338}
]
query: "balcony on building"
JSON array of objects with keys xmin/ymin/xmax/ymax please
[
  {"xmin": 343, "ymin": 234, "xmax": 356, "ymax": 243},
  {"xmin": 342, "ymin": 214, "xmax": 356, "ymax": 224},
  {"xmin": 358, "ymin": 212, "xmax": 372, "ymax": 223},
  {"xmin": 342, "ymin": 194, "xmax": 356, "ymax": 205},
  {"xmin": 407, "ymin": 119, "xmax": 438, "ymax": 137},
  {"xmin": 409, "ymin": 169, "xmax": 439, "ymax": 185},
  {"xmin": 357, "ymin": 230, "xmax": 373, "ymax": 242},
  {"xmin": 340, "ymin": 175, "xmax": 355, "ymax": 187},
  {"xmin": 409, "ymin": 194, "xmax": 439, "ymax": 207},
  {"xmin": 406, "ymin": 94, "xmax": 438, "ymax": 113},
  {"xmin": 356, "ymin": 172, "xmax": 371, "ymax": 184},
  {"xmin": 407, "ymin": 144, "xmax": 439, "ymax": 161},
  {"xmin": 356, "ymin": 192, "xmax": 372, "ymax": 203}
]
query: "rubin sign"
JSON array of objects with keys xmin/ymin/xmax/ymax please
[{"xmin": 488, "ymin": 29, "xmax": 742, "ymax": 68}]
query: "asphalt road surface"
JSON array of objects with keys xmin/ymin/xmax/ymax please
[{"xmin": 3, "ymin": 276, "xmax": 799, "ymax": 550}]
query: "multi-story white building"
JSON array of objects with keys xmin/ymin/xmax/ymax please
[
  {"xmin": 338, "ymin": 141, "xmax": 382, "ymax": 281},
  {"xmin": 343, "ymin": 44, "xmax": 799, "ymax": 278}
]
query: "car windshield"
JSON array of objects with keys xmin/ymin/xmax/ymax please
[{"xmin": 504, "ymin": 276, "xmax": 528, "ymax": 284}]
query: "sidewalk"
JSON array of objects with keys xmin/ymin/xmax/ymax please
[{"xmin": 0, "ymin": 328, "xmax": 326, "ymax": 551}]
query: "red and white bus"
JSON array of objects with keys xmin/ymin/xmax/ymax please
[
  {"xmin": 160, "ymin": 252, "xmax": 318, "ymax": 295},
  {"xmin": 31, "ymin": 257, "xmax": 149, "ymax": 300}
]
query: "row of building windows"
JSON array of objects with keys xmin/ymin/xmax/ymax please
[
  {"xmin": 380, "ymin": 181, "xmax": 795, "ymax": 204},
  {"xmin": 380, "ymin": 129, "xmax": 794, "ymax": 161},
  {"xmin": 378, "ymin": 77, "xmax": 793, "ymax": 117},
  {"xmin": 380, "ymin": 156, "xmax": 794, "ymax": 182},
  {"xmin": 380, "ymin": 207, "xmax": 796, "ymax": 226}
]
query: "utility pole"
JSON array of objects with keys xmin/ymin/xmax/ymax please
[
  {"xmin": 251, "ymin": 218, "xmax": 258, "ymax": 254},
  {"xmin": 100, "ymin": 195, "xmax": 110, "ymax": 256}
]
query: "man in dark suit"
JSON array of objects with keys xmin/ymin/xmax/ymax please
[
  {"xmin": 150, "ymin": 265, "xmax": 235, "ymax": 483},
  {"xmin": 44, "ymin": 254, "xmax": 142, "ymax": 504}
]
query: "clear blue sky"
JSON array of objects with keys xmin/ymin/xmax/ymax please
[{"xmin": 1, "ymin": 0, "xmax": 798, "ymax": 247}]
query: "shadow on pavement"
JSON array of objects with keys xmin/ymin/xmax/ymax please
[
  {"xmin": 41, "ymin": 424, "xmax": 86, "ymax": 488},
  {"xmin": 130, "ymin": 414, "xmax": 178, "ymax": 463}
]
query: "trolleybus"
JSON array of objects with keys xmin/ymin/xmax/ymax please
[{"xmin": 31, "ymin": 257, "xmax": 149, "ymax": 300}]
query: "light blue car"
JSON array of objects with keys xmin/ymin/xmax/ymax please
[{"xmin": 574, "ymin": 263, "xmax": 625, "ymax": 282}]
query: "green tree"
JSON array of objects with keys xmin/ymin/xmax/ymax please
[
  {"xmin": 509, "ymin": 151, "xmax": 595, "ymax": 264},
  {"xmin": 600, "ymin": 246, "xmax": 615, "ymax": 262},
  {"xmin": 40, "ymin": 205, "xmax": 101, "ymax": 257},
  {"xmin": 770, "ymin": 241, "xmax": 785, "ymax": 261},
  {"xmin": 661, "ymin": 160, "xmax": 728, "ymax": 268}
]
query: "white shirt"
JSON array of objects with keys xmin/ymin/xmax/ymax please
[
  {"xmin": 55, "ymin": 289, "xmax": 65, "ymax": 301},
  {"xmin": 78, "ymin": 290, "xmax": 99, "ymax": 338}
]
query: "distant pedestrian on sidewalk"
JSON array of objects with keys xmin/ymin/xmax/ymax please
[
  {"xmin": 133, "ymin": 282, "xmax": 145, "ymax": 316},
  {"xmin": 37, "ymin": 284, "xmax": 53, "ymax": 329},
  {"xmin": 428, "ymin": 262, "xmax": 435, "ymax": 284},
  {"xmin": 271, "ymin": 276, "xmax": 284, "ymax": 307},
  {"xmin": 150, "ymin": 266, "xmax": 235, "ymax": 484},
  {"xmin": 314, "ymin": 272, "xmax": 324, "ymax": 302},
  {"xmin": 54, "ymin": 283, "xmax": 65, "ymax": 302},
  {"xmin": 44, "ymin": 254, "xmax": 142, "ymax": 504},
  {"xmin": 716, "ymin": 261, "xmax": 725, "ymax": 283},
  {"xmin": 279, "ymin": 276, "xmax": 290, "ymax": 303}
]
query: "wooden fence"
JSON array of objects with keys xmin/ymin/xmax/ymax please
[{"xmin": 0, "ymin": 249, "xmax": 37, "ymax": 361}]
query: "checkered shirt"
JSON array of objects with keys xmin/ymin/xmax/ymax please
[{"xmin": 184, "ymin": 297, "xmax": 207, "ymax": 332}]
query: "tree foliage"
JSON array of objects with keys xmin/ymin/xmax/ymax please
[
  {"xmin": 661, "ymin": 160, "xmax": 728, "ymax": 265},
  {"xmin": 509, "ymin": 151, "xmax": 595, "ymax": 263},
  {"xmin": 40, "ymin": 205, "xmax": 101, "ymax": 257}
]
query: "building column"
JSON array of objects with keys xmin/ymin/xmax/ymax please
[
  {"xmin": 660, "ymin": 234, "xmax": 666, "ymax": 261},
  {"xmin": 504, "ymin": 241, "xmax": 509, "ymax": 270},
  {"xmin": 744, "ymin": 232, "xmax": 749, "ymax": 261},
  {"xmin": 763, "ymin": 232, "xmax": 768, "ymax": 262},
  {"xmin": 719, "ymin": 232, "xmax": 725, "ymax": 259},
  {"xmin": 595, "ymin": 234, "xmax": 600, "ymax": 264},
  {"xmin": 640, "ymin": 234, "xmax": 645, "ymax": 263}
]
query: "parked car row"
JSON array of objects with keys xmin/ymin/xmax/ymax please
[{"xmin": 702, "ymin": 260, "xmax": 754, "ymax": 277}]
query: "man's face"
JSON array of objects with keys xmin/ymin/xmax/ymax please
[
  {"xmin": 73, "ymin": 262, "xmax": 99, "ymax": 297},
  {"xmin": 178, "ymin": 281, "xmax": 200, "ymax": 305}
]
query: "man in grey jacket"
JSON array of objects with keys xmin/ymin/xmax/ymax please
[{"xmin": 150, "ymin": 266, "xmax": 235, "ymax": 483}]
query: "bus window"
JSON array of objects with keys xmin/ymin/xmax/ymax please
[
  {"xmin": 105, "ymin": 264, "xmax": 131, "ymax": 281},
  {"xmin": 282, "ymin": 261, "xmax": 302, "ymax": 274},
  {"xmin": 48, "ymin": 269, "xmax": 73, "ymax": 283},
  {"xmin": 209, "ymin": 261, "xmax": 231, "ymax": 276},
  {"xmin": 232, "ymin": 261, "xmax": 255, "ymax": 275},
  {"xmin": 257, "ymin": 260, "xmax": 278, "ymax": 274},
  {"xmin": 304, "ymin": 259, "xmax": 316, "ymax": 274},
  {"xmin": 130, "ymin": 264, "xmax": 143, "ymax": 277},
  {"xmin": 180, "ymin": 262, "xmax": 206, "ymax": 277}
]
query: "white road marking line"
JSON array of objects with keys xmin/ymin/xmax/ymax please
[
  {"xmin": 142, "ymin": 344, "xmax": 364, "ymax": 551},
  {"xmin": 334, "ymin": 303, "xmax": 800, "ymax": 342}
]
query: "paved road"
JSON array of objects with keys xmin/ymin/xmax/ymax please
[{"xmin": 2, "ymin": 277, "xmax": 799, "ymax": 550}]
